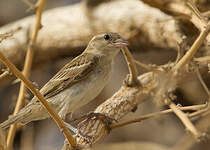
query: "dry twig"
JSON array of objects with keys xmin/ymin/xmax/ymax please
[
  {"xmin": 173, "ymin": 22, "xmax": 210, "ymax": 71},
  {"xmin": 0, "ymin": 51, "xmax": 77, "ymax": 149},
  {"xmin": 172, "ymin": 111, "xmax": 210, "ymax": 150},
  {"xmin": 166, "ymin": 2, "xmax": 210, "ymax": 139},
  {"xmin": 167, "ymin": 99, "xmax": 200, "ymax": 139},
  {"xmin": 6, "ymin": 0, "xmax": 46, "ymax": 149},
  {"xmin": 110, "ymin": 104, "xmax": 207, "ymax": 129}
]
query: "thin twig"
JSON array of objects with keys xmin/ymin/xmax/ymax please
[
  {"xmin": 0, "ymin": 51, "xmax": 77, "ymax": 148},
  {"xmin": 6, "ymin": 0, "xmax": 46, "ymax": 149},
  {"xmin": 121, "ymin": 47, "xmax": 141, "ymax": 86},
  {"xmin": 167, "ymin": 100, "xmax": 200, "ymax": 139},
  {"xmin": 188, "ymin": 104, "xmax": 209, "ymax": 118},
  {"xmin": 187, "ymin": 0, "xmax": 207, "ymax": 25},
  {"xmin": 172, "ymin": 1, "xmax": 210, "ymax": 71},
  {"xmin": 194, "ymin": 56, "xmax": 210, "ymax": 63},
  {"xmin": 134, "ymin": 60, "xmax": 155, "ymax": 71},
  {"xmin": 173, "ymin": 22, "xmax": 210, "ymax": 71},
  {"xmin": 110, "ymin": 104, "xmax": 207, "ymax": 129}
]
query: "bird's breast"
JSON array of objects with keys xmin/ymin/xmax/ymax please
[{"xmin": 60, "ymin": 61, "xmax": 112, "ymax": 112}]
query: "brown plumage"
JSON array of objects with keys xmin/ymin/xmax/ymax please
[{"xmin": 0, "ymin": 32, "xmax": 128, "ymax": 129}]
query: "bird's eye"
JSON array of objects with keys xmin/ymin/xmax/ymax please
[{"xmin": 104, "ymin": 34, "xmax": 110, "ymax": 40}]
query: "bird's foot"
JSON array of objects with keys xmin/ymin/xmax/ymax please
[
  {"xmin": 87, "ymin": 112, "xmax": 117, "ymax": 133},
  {"xmin": 77, "ymin": 112, "xmax": 117, "ymax": 133}
]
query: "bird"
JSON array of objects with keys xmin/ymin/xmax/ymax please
[{"xmin": 0, "ymin": 32, "xmax": 128, "ymax": 129}]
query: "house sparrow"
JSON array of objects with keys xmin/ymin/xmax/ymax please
[{"xmin": 0, "ymin": 32, "xmax": 128, "ymax": 129}]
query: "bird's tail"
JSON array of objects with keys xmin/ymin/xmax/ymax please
[{"xmin": 0, "ymin": 108, "xmax": 31, "ymax": 130}]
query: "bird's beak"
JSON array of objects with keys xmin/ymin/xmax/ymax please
[{"xmin": 114, "ymin": 37, "xmax": 128, "ymax": 48}]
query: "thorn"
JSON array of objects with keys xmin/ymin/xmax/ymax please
[
  {"xmin": 39, "ymin": 23, "xmax": 43, "ymax": 29},
  {"xmin": 131, "ymin": 105, "xmax": 138, "ymax": 112}
]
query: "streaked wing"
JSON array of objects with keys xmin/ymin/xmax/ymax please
[{"xmin": 39, "ymin": 53, "xmax": 99, "ymax": 99}]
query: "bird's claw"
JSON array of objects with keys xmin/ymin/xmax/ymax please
[{"xmin": 78, "ymin": 112, "xmax": 117, "ymax": 133}]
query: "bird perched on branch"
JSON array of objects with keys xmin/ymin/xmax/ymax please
[{"xmin": 0, "ymin": 32, "xmax": 128, "ymax": 129}]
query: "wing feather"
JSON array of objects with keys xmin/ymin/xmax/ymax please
[{"xmin": 39, "ymin": 53, "xmax": 99, "ymax": 99}]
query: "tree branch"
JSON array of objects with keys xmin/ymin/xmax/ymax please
[
  {"xmin": 173, "ymin": 22, "xmax": 210, "ymax": 71},
  {"xmin": 6, "ymin": 0, "xmax": 46, "ymax": 149},
  {"xmin": 167, "ymin": 99, "xmax": 200, "ymax": 139},
  {"xmin": 0, "ymin": 50, "xmax": 77, "ymax": 149},
  {"xmin": 110, "ymin": 104, "xmax": 207, "ymax": 129}
]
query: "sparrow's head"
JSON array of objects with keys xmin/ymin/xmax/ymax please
[{"xmin": 86, "ymin": 32, "xmax": 128, "ymax": 59}]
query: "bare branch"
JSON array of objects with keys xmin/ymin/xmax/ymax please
[
  {"xmin": 171, "ymin": 110, "xmax": 210, "ymax": 150},
  {"xmin": 110, "ymin": 104, "xmax": 207, "ymax": 129},
  {"xmin": 6, "ymin": 0, "xmax": 47, "ymax": 149},
  {"xmin": 167, "ymin": 99, "xmax": 200, "ymax": 139},
  {"xmin": 0, "ymin": 50, "xmax": 77, "ymax": 148},
  {"xmin": 173, "ymin": 22, "xmax": 210, "ymax": 71}
]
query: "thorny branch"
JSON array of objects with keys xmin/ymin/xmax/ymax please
[
  {"xmin": 167, "ymin": 99, "xmax": 201, "ymax": 139},
  {"xmin": 110, "ymin": 104, "xmax": 207, "ymax": 129},
  {"xmin": 133, "ymin": 12, "xmax": 210, "ymax": 138},
  {"xmin": 6, "ymin": 0, "xmax": 46, "ymax": 149},
  {"xmin": 171, "ymin": 110, "xmax": 210, "ymax": 150},
  {"xmin": 136, "ymin": 0, "xmax": 210, "ymax": 140},
  {"xmin": 173, "ymin": 22, "xmax": 210, "ymax": 71},
  {"xmin": 0, "ymin": 51, "xmax": 77, "ymax": 148}
]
